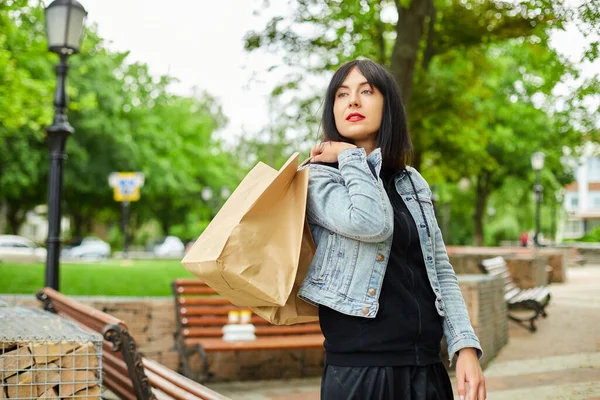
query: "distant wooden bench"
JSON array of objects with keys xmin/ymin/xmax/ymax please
[
  {"xmin": 37, "ymin": 287, "xmax": 229, "ymax": 400},
  {"xmin": 479, "ymin": 257, "xmax": 551, "ymax": 332},
  {"xmin": 172, "ymin": 279, "xmax": 324, "ymax": 381}
]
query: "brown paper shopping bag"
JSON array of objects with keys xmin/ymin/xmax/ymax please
[
  {"xmin": 182, "ymin": 153, "xmax": 317, "ymax": 316},
  {"xmin": 251, "ymin": 218, "xmax": 318, "ymax": 325}
]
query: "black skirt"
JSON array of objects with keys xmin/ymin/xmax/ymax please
[{"xmin": 321, "ymin": 363, "xmax": 454, "ymax": 400}]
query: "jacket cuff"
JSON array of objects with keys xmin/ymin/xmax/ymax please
[{"xmin": 447, "ymin": 334, "xmax": 483, "ymax": 366}]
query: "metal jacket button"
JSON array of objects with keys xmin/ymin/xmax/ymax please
[
  {"xmin": 377, "ymin": 254, "xmax": 385, "ymax": 261},
  {"xmin": 368, "ymin": 288, "xmax": 376, "ymax": 295},
  {"xmin": 362, "ymin": 307, "xmax": 369, "ymax": 315}
]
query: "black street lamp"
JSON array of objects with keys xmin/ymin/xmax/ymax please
[
  {"xmin": 531, "ymin": 152, "xmax": 545, "ymax": 247},
  {"xmin": 44, "ymin": 0, "xmax": 87, "ymax": 290}
]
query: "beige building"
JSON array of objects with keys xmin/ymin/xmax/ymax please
[{"xmin": 561, "ymin": 145, "xmax": 600, "ymax": 240}]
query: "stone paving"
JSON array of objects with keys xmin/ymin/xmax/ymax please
[{"xmin": 206, "ymin": 265, "xmax": 600, "ymax": 400}]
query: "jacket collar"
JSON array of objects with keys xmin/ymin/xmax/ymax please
[{"xmin": 367, "ymin": 148, "xmax": 383, "ymax": 176}]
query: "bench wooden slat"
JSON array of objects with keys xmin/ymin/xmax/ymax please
[
  {"xmin": 179, "ymin": 297, "xmax": 233, "ymax": 306},
  {"xmin": 184, "ymin": 334, "xmax": 324, "ymax": 352},
  {"xmin": 143, "ymin": 358, "xmax": 228, "ymax": 400},
  {"xmin": 182, "ymin": 324, "xmax": 322, "ymax": 338},
  {"xmin": 176, "ymin": 287, "xmax": 220, "ymax": 295},
  {"xmin": 174, "ymin": 279, "xmax": 212, "ymax": 287},
  {"xmin": 181, "ymin": 316, "xmax": 271, "ymax": 326},
  {"xmin": 41, "ymin": 288, "xmax": 123, "ymax": 326},
  {"xmin": 180, "ymin": 305, "xmax": 244, "ymax": 316},
  {"xmin": 101, "ymin": 353, "xmax": 136, "ymax": 400},
  {"xmin": 145, "ymin": 368, "xmax": 200, "ymax": 400}
]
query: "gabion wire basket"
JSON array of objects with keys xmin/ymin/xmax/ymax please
[{"xmin": 0, "ymin": 303, "xmax": 102, "ymax": 399}]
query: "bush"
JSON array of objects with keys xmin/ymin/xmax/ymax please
[
  {"xmin": 578, "ymin": 226, "xmax": 600, "ymax": 243},
  {"xmin": 484, "ymin": 213, "xmax": 521, "ymax": 246}
]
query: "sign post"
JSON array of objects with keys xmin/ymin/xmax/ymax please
[{"xmin": 108, "ymin": 172, "xmax": 145, "ymax": 259}]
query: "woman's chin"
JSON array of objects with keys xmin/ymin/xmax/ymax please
[{"xmin": 340, "ymin": 131, "xmax": 377, "ymax": 143}]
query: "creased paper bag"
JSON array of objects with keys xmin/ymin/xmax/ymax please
[
  {"xmin": 182, "ymin": 153, "xmax": 317, "ymax": 317},
  {"xmin": 251, "ymin": 218, "xmax": 318, "ymax": 325}
]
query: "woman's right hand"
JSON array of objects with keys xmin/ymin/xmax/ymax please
[{"xmin": 310, "ymin": 141, "xmax": 357, "ymax": 163}]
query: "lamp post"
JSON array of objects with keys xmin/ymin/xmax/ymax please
[
  {"xmin": 44, "ymin": 0, "xmax": 87, "ymax": 290},
  {"xmin": 531, "ymin": 152, "xmax": 545, "ymax": 247}
]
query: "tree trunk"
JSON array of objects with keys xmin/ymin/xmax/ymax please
[
  {"xmin": 85, "ymin": 218, "xmax": 93, "ymax": 236},
  {"xmin": 474, "ymin": 172, "xmax": 490, "ymax": 247},
  {"xmin": 5, "ymin": 201, "xmax": 26, "ymax": 235},
  {"xmin": 72, "ymin": 212, "xmax": 84, "ymax": 237},
  {"xmin": 161, "ymin": 219, "xmax": 170, "ymax": 236},
  {"xmin": 422, "ymin": 4, "xmax": 437, "ymax": 71},
  {"xmin": 413, "ymin": 149, "xmax": 422, "ymax": 171},
  {"xmin": 375, "ymin": 0, "xmax": 387, "ymax": 64},
  {"xmin": 390, "ymin": 0, "xmax": 433, "ymax": 107}
]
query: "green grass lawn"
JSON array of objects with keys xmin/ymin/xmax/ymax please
[{"xmin": 0, "ymin": 259, "xmax": 196, "ymax": 296}]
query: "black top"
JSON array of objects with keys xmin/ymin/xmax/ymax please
[{"xmin": 319, "ymin": 168, "xmax": 443, "ymax": 367}]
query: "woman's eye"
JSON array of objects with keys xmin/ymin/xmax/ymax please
[
  {"xmin": 337, "ymin": 92, "xmax": 348, "ymax": 98},
  {"xmin": 362, "ymin": 89, "xmax": 373, "ymax": 95}
]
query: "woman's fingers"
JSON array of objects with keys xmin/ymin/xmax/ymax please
[
  {"xmin": 311, "ymin": 142, "xmax": 328, "ymax": 157},
  {"xmin": 456, "ymin": 368, "xmax": 466, "ymax": 400},
  {"xmin": 468, "ymin": 376, "xmax": 483, "ymax": 400},
  {"xmin": 478, "ymin": 380, "xmax": 486, "ymax": 400}
]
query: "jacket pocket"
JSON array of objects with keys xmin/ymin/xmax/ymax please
[{"xmin": 311, "ymin": 230, "xmax": 336, "ymax": 283}]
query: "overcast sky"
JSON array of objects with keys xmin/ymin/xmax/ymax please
[{"xmin": 47, "ymin": 0, "xmax": 598, "ymax": 144}]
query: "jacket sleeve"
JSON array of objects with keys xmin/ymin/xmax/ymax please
[
  {"xmin": 304, "ymin": 147, "xmax": 393, "ymax": 243},
  {"xmin": 433, "ymin": 218, "xmax": 483, "ymax": 365}
]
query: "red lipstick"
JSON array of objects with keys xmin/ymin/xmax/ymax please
[{"xmin": 346, "ymin": 112, "xmax": 365, "ymax": 122}]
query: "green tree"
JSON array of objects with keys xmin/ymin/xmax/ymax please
[
  {"xmin": 244, "ymin": 0, "xmax": 595, "ymax": 245},
  {"xmin": 245, "ymin": 0, "xmax": 567, "ymax": 167},
  {"xmin": 0, "ymin": 0, "xmax": 54, "ymax": 233},
  {"xmin": 0, "ymin": 1, "xmax": 239, "ymax": 241}
]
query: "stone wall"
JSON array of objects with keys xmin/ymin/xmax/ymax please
[
  {"xmin": 447, "ymin": 246, "xmax": 567, "ymax": 286},
  {"xmin": 442, "ymin": 274, "xmax": 508, "ymax": 371},
  {"xmin": 543, "ymin": 250, "xmax": 567, "ymax": 283},
  {"xmin": 505, "ymin": 256, "xmax": 547, "ymax": 289},
  {"xmin": 8, "ymin": 274, "xmax": 507, "ymax": 381}
]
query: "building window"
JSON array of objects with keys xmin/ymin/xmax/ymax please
[
  {"xmin": 565, "ymin": 219, "xmax": 583, "ymax": 236},
  {"xmin": 571, "ymin": 196, "xmax": 579, "ymax": 207},
  {"xmin": 588, "ymin": 157, "xmax": 600, "ymax": 181}
]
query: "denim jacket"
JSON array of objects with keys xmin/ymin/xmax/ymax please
[{"xmin": 298, "ymin": 147, "xmax": 482, "ymax": 364}]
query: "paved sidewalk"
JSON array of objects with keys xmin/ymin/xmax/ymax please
[{"xmin": 206, "ymin": 266, "xmax": 600, "ymax": 400}]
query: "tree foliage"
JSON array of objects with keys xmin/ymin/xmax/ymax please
[
  {"xmin": 244, "ymin": 0, "xmax": 598, "ymax": 245},
  {"xmin": 0, "ymin": 1, "xmax": 239, "ymax": 243}
]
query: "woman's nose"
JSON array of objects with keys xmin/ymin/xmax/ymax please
[{"xmin": 348, "ymin": 93, "xmax": 360, "ymax": 107}]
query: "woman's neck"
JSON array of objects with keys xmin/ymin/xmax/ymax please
[{"xmin": 354, "ymin": 140, "xmax": 377, "ymax": 155}]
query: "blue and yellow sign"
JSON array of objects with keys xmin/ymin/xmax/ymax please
[{"xmin": 108, "ymin": 172, "xmax": 145, "ymax": 202}]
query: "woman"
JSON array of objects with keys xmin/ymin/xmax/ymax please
[{"xmin": 298, "ymin": 59, "xmax": 486, "ymax": 400}]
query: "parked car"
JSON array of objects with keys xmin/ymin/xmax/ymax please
[
  {"xmin": 149, "ymin": 236, "xmax": 184, "ymax": 257},
  {"xmin": 61, "ymin": 237, "xmax": 111, "ymax": 260},
  {"xmin": 0, "ymin": 235, "xmax": 47, "ymax": 262},
  {"xmin": 184, "ymin": 238, "xmax": 197, "ymax": 253}
]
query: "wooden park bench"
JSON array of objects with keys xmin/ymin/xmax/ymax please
[
  {"xmin": 479, "ymin": 256, "xmax": 551, "ymax": 332},
  {"xmin": 37, "ymin": 287, "xmax": 229, "ymax": 400},
  {"xmin": 172, "ymin": 279, "xmax": 324, "ymax": 381}
]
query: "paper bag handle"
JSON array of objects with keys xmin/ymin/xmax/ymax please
[{"xmin": 299, "ymin": 156, "xmax": 312, "ymax": 168}]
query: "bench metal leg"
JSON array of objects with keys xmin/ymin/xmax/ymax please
[
  {"xmin": 176, "ymin": 335, "xmax": 213, "ymax": 383},
  {"xmin": 37, "ymin": 291, "xmax": 56, "ymax": 314},
  {"xmin": 508, "ymin": 312, "xmax": 538, "ymax": 332},
  {"xmin": 508, "ymin": 300, "xmax": 544, "ymax": 333},
  {"xmin": 104, "ymin": 323, "xmax": 156, "ymax": 400}
]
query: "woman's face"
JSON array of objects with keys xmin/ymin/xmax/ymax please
[{"xmin": 333, "ymin": 67, "xmax": 384, "ymax": 145}]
